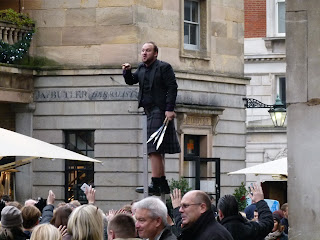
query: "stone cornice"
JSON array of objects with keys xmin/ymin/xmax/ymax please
[{"xmin": 245, "ymin": 54, "xmax": 286, "ymax": 62}]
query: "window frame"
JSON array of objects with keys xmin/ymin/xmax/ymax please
[
  {"xmin": 184, "ymin": 0, "xmax": 200, "ymax": 50},
  {"xmin": 275, "ymin": 0, "xmax": 285, "ymax": 36},
  {"xmin": 276, "ymin": 76, "xmax": 286, "ymax": 105},
  {"xmin": 180, "ymin": 0, "xmax": 211, "ymax": 60},
  {"xmin": 64, "ymin": 130, "xmax": 95, "ymax": 204},
  {"xmin": 266, "ymin": 0, "xmax": 286, "ymax": 37}
]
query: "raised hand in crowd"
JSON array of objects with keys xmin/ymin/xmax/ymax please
[
  {"xmin": 249, "ymin": 183, "xmax": 264, "ymax": 203},
  {"xmin": 47, "ymin": 190, "xmax": 55, "ymax": 205},
  {"xmin": 84, "ymin": 185, "xmax": 96, "ymax": 204},
  {"xmin": 106, "ymin": 208, "xmax": 129, "ymax": 222},
  {"xmin": 170, "ymin": 188, "xmax": 182, "ymax": 209}
]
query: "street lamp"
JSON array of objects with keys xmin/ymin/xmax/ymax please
[{"xmin": 243, "ymin": 95, "xmax": 287, "ymax": 127}]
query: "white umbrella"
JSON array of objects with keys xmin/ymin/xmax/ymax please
[
  {"xmin": 0, "ymin": 127, "xmax": 101, "ymax": 171},
  {"xmin": 228, "ymin": 157, "xmax": 287, "ymax": 176}
]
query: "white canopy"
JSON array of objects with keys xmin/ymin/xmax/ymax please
[
  {"xmin": 0, "ymin": 128, "xmax": 101, "ymax": 171},
  {"xmin": 228, "ymin": 157, "xmax": 287, "ymax": 178}
]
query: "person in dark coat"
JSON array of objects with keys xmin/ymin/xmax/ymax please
[
  {"xmin": 279, "ymin": 203, "xmax": 288, "ymax": 234},
  {"xmin": 0, "ymin": 206, "xmax": 29, "ymax": 240},
  {"xmin": 133, "ymin": 197, "xmax": 177, "ymax": 240},
  {"xmin": 122, "ymin": 41, "xmax": 180, "ymax": 195},
  {"xmin": 174, "ymin": 190, "xmax": 233, "ymax": 240},
  {"xmin": 264, "ymin": 213, "xmax": 288, "ymax": 240},
  {"xmin": 217, "ymin": 183, "xmax": 273, "ymax": 240}
]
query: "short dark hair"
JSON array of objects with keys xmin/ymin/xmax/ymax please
[
  {"xmin": 144, "ymin": 41, "xmax": 158, "ymax": 53},
  {"xmin": 108, "ymin": 214, "xmax": 136, "ymax": 238},
  {"xmin": 50, "ymin": 205, "xmax": 73, "ymax": 228},
  {"xmin": 217, "ymin": 195, "xmax": 239, "ymax": 218}
]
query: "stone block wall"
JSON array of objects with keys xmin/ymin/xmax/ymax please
[
  {"xmin": 24, "ymin": 0, "xmax": 244, "ymax": 76},
  {"xmin": 31, "ymin": 68, "xmax": 247, "ymax": 209}
]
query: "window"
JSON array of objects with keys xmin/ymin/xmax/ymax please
[
  {"xmin": 266, "ymin": 0, "xmax": 286, "ymax": 37},
  {"xmin": 184, "ymin": 0, "xmax": 200, "ymax": 50},
  {"xmin": 64, "ymin": 130, "xmax": 94, "ymax": 203},
  {"xmin": 277, "ymin": 76, "xmax": 286, "ymax": 105},
  {"xmin": 276, "ymin": 0, "xmax": 285, "ymax": 35}
]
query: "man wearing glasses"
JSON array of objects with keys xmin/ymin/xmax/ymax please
[{"xmin": 173, "ymin": 190, "xmax": 233, "ymax": 240}]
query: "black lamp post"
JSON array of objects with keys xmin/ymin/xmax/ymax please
[{"xmin": 243, "ymin": 96, "xmax": 287, "ymax": 127}]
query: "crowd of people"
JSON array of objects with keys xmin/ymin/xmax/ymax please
[{"xmin": 0, "ymin": 182, "xmax": 288, "ymax": 240}]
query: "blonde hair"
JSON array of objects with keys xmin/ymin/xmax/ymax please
[
  {"xmin": 67, "ymin": 204, "xmax": 104, "ymax": 240},
  {"xmin": 30, "ymin": 223, "xmax": 62, "ymax": 240}
]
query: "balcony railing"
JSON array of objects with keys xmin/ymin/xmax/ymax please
[{"xmin": 0, "ymin": 21, "xmax": 33, "ymax": 44}]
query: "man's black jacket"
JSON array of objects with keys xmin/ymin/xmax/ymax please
[
  {"xmin": 219, "ymin": 200, "xmax": 273, "ymax": 240},
  {"xmin": 177, "ymin": 210, "xmax": 234, "ymax": 240}
]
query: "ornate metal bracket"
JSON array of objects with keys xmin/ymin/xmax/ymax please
[{"xmin": 243, "ymin": 98, "xmax": 274, "ymax": 108}]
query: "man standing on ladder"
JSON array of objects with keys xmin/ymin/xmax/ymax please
[{"xmin": 122, "ymin": 41, "xmax": 181, "ymax": 195}]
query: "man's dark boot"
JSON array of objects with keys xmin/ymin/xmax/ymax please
[
  {"xmin": 160, "ymin": 176, "xmax": 170, "ymax": 194},
  {"xmin": 135, "ymin": 177, "xmax": 161, "ymax": 195}
]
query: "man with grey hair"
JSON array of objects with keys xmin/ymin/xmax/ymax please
[{"xmin": 133, "ymin": 197, "xmax": 176, "ymax": 240}]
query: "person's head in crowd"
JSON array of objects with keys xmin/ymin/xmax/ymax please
[
  {"xmin": 50, "ymin": 205, "xmax": 73, "ymax": 228},
  {"xmin": 68, "ymin": 200, "xmax": 81, "ymax": 210},
  {"xmin": 121, "ymin": 204, "xmax": 133, "ymax": 214},
  {"xmin": 57, "ymin": 202, "xmax": 67, "ymax": 208},
  {"xmin": 281, "ymin": 203, "xmax": 288, "ymax": 219},
  {"xmin": 107, "ymin": 213, "xmax": 136, "ymax": 240},
  {"xmin": 244, "ymin": 202, "xmax": 257, "ymax": 220},
  {"xmin": 7, "ymin": 201, "xmax": 23, "ymax": 210},
  {"xmin": 253, "ymin": 209, "xmax": 259, "ymax": 222},
  {"xmin": 67, "ymin": 204, "xmax": 104, "ymax": 240},
  {"xmin": 179, "ymin": 190, "xmax": 211, "ymax": 228},
  {"xmin": 0, "ymin": 206, "xmax": 25, "ymax": 240},
  {"xmin": 217, "ymin": 194, "xmax": 239, "ymax": 220},
  {"xmin": 24, "ymin": 199, "xmax": 37, "ymax": 206},
  {"xmin": 133, "ymin": 197, "xmax": 168, "ymax": 239},
  {"xmin": 272, "ymin": 213, "xmax": 285, "ymax": 232},
  {"xmin": 50, "ymin": 205, "xmax": 72, "ymax": 228},
  {"xmin": 1, "ymin": 206, "xmax": 23, "ymax": 228},
  {"xmin": 1, "ymin": 195, "xmax": 11, "ymax": 203},
  {"xmin": 30, "ymin": 223, "xmax": 62, "ymax": 240},
  {"xmin": 21, "ymin": 205, "xmax": 41, "ymax": 230}
]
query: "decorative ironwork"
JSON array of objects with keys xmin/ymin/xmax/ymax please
[{"xmin": 243, "ymin": 98, "xmax": 274, "ymax": 108}]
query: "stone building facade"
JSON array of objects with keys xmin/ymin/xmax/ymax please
[
  {"xmin": 244, "ymin": 0, "xmax": 287, "ymax": 204},
  {"xmin": 287, "ymin": 1, "xmax": 320, "ymax": 238},
  {"xmin": 1, "ymin": 0, "xmax": 247, "ymax": 210}
]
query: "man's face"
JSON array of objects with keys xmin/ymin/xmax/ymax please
[
  {"xmin": 141, "ymin": 43, "xmax": 158, "ymax": 65},
  {"xmin": 179, "ymin": 191, "xmax": 205, "ymax": 228},
  {"xmin": 135, "ymin": 208, "xmax": 160, "ymax": 239}
]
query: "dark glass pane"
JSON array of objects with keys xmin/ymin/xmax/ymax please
[
  {"xmin": 184, "ymin": 1, "xmax": 191, "ymax": 21},
  {"xmin": 67, "ymin": 133, "xmax": 76, "ymax": 151},
  {"xmin": 278, "ymin": 2, "xmax": 285, "ymax": 33},
  {"xmin": 190, "ymin": 24, "xmax": 197, "ymax": 45},
  {"xmin": 87, "ymin": 151, "xmax": 94, "ymax": 158},
  {"xmin": 191, "ymin": 1, "xmax": 198, "ymax": 23},
  {"xmin": 184, "ymin": 24, "xmax": 189, "ymax": 44},
  {"xmin": 279, "ymin": 77, "xmax": 286, "ymax": 105}
]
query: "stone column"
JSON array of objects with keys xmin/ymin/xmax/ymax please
[
  {"xmin": 11, "ymin": 103, "xmax": 35, "ymax": 203},
  {"xmin": 286, "ymin": 1, "xmax": 320, "ymax": 238}
]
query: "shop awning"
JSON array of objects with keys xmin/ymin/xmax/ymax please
[
  {"xmin": 0, "ymin": 127, "xmax": 101, "ymax": 171},
  {"xmin": 228, "ymin": 157, "xmax": 287, "ymax": 180}
]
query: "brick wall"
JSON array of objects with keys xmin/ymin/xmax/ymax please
[{"xmin": 244, "ymin": 0, "xmax": 266, "ymax": 38}]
